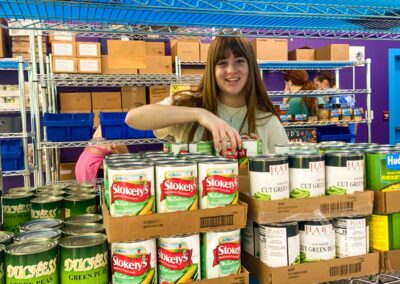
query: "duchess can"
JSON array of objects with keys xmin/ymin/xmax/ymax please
[
  {"xmin": 2, "ymin": 192, "xmax": 33, "ymax": 233},
  {"xmin": 30, "ymin": 196, "xmax": 64, "ymax": 220},
  {"xmin": 64, "ymin": 194, "xmax": 97, "ymax": 219}
]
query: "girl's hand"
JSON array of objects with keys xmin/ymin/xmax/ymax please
[{"xmin": 197, "ymin": 108, "xmax": 241, "ymax": 155}]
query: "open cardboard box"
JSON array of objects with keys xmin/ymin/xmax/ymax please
[
  {"xmin": 102, "ymin": 202, "xmax": 247, "ymax": 242},
  {"xmin": 239, "ymin": 175, "xmax": 374, "ymax": 224},
  {"xmin": 373, "ymin": 190, "xmax": 400, "ymax": 214},
  {"xmin": 379, "ymin": 250, "xmax": 400, "ymax": 272},
  {"xmin": 196, "ymin": 266, "xmax": 249, "ymax": 284},
  {"xmin": 243, "ymin": 252, "xmax": 379, "ymax": 284}
]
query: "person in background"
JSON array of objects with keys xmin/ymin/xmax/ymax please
[{"xmin": 125, "ymin": 35, "xmax": 289, "ymax": 154}]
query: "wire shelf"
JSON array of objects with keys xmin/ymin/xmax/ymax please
[
  {"xmin": 2, "ymin": 170, "xmax": 28, "ymax": 177},
  {"xmin": 40, "ymin": 74, "xmax": 202, "ymax": 87},
  {"xmin": 0, "ymin": 108, "xmax": 20, "ymax": 113},
  {"xmin": 0, "ymin": 133, "xmax": 26, "ymax": 139},
  {"xmin": 282, "ymin": 119, "xmax": 368, "ymax": 128},
  {"xmin": 269, "ymin": 89, "xmax": 367, "ymax": 97},
  {"xmin": 259, "ymin": 61, "xmax": 367, "ymax": 71},
  {"xmin": 0, "ymin": 58, "xmax": 28, "ymax": 70},
  {"xmin": 41, "ymin": 138, "xmax": 166, "ymax": 149}
]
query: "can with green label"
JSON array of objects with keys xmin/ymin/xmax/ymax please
[
  {"xmin": 2, "ymin": 192, "xmax": 33, "ymax": 233},
  {"xmin": 62, "ymin": 223, "xmax": 105, "ymax": 236},
  {"xmin": 5, "ymin": 240, "xmax": 58, "ymax": 284},
  {"xmin": 0, "ymin": 232, "xmax": 14, "ymax": 246},
  {"xmin": 0, "ymin": 244, "xmax": 4, "ymax": 284},
  {"xmin": 20, "ymin": 219, "xmax": 63, "ymax": 232},
  {"xmin": 366, "ymin": 149, "xmax": 400, "ymax": 191},
  {"xmin": 64, "ymin": 194, "xmax": 97, "ymax": 219},
  {"xmin": 189, "ymin": 141, "xmax": 214, "ymax": 155},
  {"xmin": 31, "ymin": 196, "xmax": 64, "ymax": 220},
  {"xmin": 59, "ymin": 233, "xmax": 108, "ymax": 284},
  {"xmin": 65, "ymin": 214, "xmax": 103, "ymax": 225},
  {"xmin": 14, "ymin": 229, "xmax": 63, "ymax": 243}
]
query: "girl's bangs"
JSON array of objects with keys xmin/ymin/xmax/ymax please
[{"xmin": 215, "ymin": 37, "xmax": 247, "ymax": 62}]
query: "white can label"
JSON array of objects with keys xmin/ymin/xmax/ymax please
[
  {"xmin": 290, "ymin": 161, "xmax": 325, "ymax": 198},
  {"xmin": 242, "ymin": 219, "xmax": 255, "ymax": 256},
  {"xmin": 326, "ymin": 160, "xmax": 364, "ymax": 195},
  {"xmin": 300, "ymin": 224, "xmax": 336, "ymax": 261},
  {"xmin": 250, "ymin": 163, "xmax": 289, "ymax": 200},
  {"xmin": 335, "ymin": 218, "xmax": 368, "ymax": 258},
  {"xmin": 170, "ymin": 143, "xmax": 189, "ymax": 155}
]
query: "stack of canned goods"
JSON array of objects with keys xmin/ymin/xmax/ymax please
[{"xmin": 243, "ymin": 216, "xmax": 369, "ymax": 267}]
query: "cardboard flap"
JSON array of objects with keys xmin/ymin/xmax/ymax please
[
  {"xmin": 374, "ymin": 190, "xmax": 400, "ymax": 213},
  {"xmin": 383, "ymin": 250, "xmax": 400, "ymax": 272}
]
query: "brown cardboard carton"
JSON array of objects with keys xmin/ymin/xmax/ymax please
[
  {"xmin": 138, "ymin": 56, "xmax": 172, "ymax": 74},
  {"xmin": 380, "ymin": 250, "xmax": 400, "ymax": 272},
  {"xmin": 315, "ymin": 44, "xmax": 350, "ymax": 60},
  {"xmin": 107, "ymin": 55, "xmax": 146, "ymax": 70},
  {"xmin": 243, "ymin": 252, "xmax": 379, "ymax": 284},
  {"xmin": 51, "ymin": 41, "xmax": 76, "ymax": 57},
  {"xmin": 102, "ymin": 202, "xmax": 247, "ymax": 242},
  {"xmin": 12, "ymin": 40, "xmax": 47, "ymax": 50},
  {"xmin": 171, "ymin": 40, "xmax": 200, "ymax": 62},
  {"xmin": 288, "ymin": 47, "xmax": 315, "ymax": 61},
  {"xmin": 145, "ymin": 42, "xmax": 165, "ymax": 56},
  {"xmin": 91, "ymin": 92, "xmax": 121, "ymax": 109},
  {"xmin": 374, "ymin": 190, "xmax": 400, "ymax": 213},
  {"xmin": 101, "ymin": 56, "xmax": 137, "ymax": 74},
  {"xmin": 52, "ymin": 57, "xmax": 77, "ymax": 73},
  {"xmin": 251, "ymin": 38, "xmax": 288, "ymax": 61},
  {"xmin": 121, "ymin": 86, "xmax": 146, "ymax": 108},
  {"xmin": 107, "ymin": 40, "xmax": 146, "ymax": 57},
  {"xmin": 49, "ymin": 31, "xmax": 75, "ymax": 42},
  {"xmin": 200, "ymin": 43, "xmax": 210, "ymax": 62},
  {"xmin": 76, "ymin": 42, "xmax": 101, "ymax": 57},
  {"xmin": 239, "ymin": 175, "xmax": 374, "ymax": 224},
  {"xmin": 93, "ymin": 108, "xmax": 122, "ymax": 128},
  {"xmin": 0, "ymin": 27, "xmax": 6, "ymax": 57},
  {"xmin": 59, "ymin": 162, "xmax": 76, "ymax": 181},
  {"xmin": 181, "ymin": 68, "xmax": 205, "ymax": 75},
  {"xmin": 59, "ymin": 92, "xmax": 91, "ymax": 111},
  {"xmin": 12, "ymin": 53, "xmax": 46, "ymax": 60},
  {"xmin": 77, "ymin": 57, "xmax": 102, "ymax": 74},
  {"xmin": 149, "ymin": 86, "xmax": 170, "ymax": 104},
  {"xmin": 198, "ymin": 267, "xmax": 249, "ymax": 284},
  {"xmin": 11, "ymin": 36, "xmax": 47, "ymax": 43}
]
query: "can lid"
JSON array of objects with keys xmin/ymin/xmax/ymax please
[
  {"xmin": 65, "ymin": 214, "xmax": 103, "ymax": 224},
  {"xmin": 41, "ymin": 184, "xmax": 66, "ymax": 191},
  {"xmin": 365, "ymin": 148, "xmax": 398, "ymax": 154},
  {"xmin": 156, "ymin": 160, "xmax": 196, "ymax": 167},
  {"xmin": 3, "ymin": 192, "xmax": 34, "ymax": 199},
  {"xmin": 0, "ymin": 231, "xmax": 14, "ymax": 243},
  {"xmin": 109, "ymin": 163, "xmax": 154, "ymax": 170},
  {"xmin": 59, "ymin": 233, "xmax": 107, "ymax": 248},
  {"xmin": 324, "ymin": 150, "xmax": 364, "ymax": 158},
  {"xmin": 35, "ymin": 190, "xmax": 66, "ymax": 197},
  {"xmin": 6, "ymin": 240, "xmax": 58, "ymax": 255},
  {"xmin": 64, "ymin": 194, "xmax": 96, "ymax": 202},
  {"xmin": 65, "ymin": 188, "xmax": 96, "ymax": 195},
  {"xmin": 14, "ymin": 229, "xmax": 63, "ymax": 242},
  {"xmin": 288, "ymin": 153, "xmax": 324, "ymax": 159},
  {"xmin": 63, "ymin": 223, "xmax": 105, "ymax": 235},
  {"xmin": 7, "ymin": 187, "xmax": 36, "ymax": 194},
  {"xmin": 20, "ymin": 219, "xmax": 63, "ymax": 231},
  {"xmin": 66, "ymin": 184, "xmax": 93, "ymax": 191},
  {"xmin": 198, "ymin": 158, "xmax": 236, "ymax": 165},
  {"xmin": 31, "ymin": 195, "xmax": 64, "ymax": 204}
]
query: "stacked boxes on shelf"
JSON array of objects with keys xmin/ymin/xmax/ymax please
[
  {"xmin": 11, "ymin": 35, "xmax": 47, "ymax": 60},
  {"xmin": 76, "ymin": 41, "xmax": 102, "ymax": 73},
  {"xmin": 139, "ymin": 41, "xmax": 172, "ymax": 74},
  {"xmin": 105, "ymin": 40, "xmax": 145, "ymax": 74},
  {"xmin": 51, "ymin": 32, "xmax": 77, "ymax": 73}
]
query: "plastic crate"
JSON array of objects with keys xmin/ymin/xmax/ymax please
[
  {"xmin": 100, "ymin": 112, "xmax": 155, "ymax": 140},
  {"xmin": 42, "ymin": 113, "xmax": 94, "ymax": 142},
  {"xmin": 317, "ymin": 126, "xmax": 355, "ymax": 143},
  {"xmin": 1, "ymin": 139, "xmax": 24, "ymax": 171},
  {"xmin": 0, "ymin": 116, "xmax": 22, "ymax": 133}
]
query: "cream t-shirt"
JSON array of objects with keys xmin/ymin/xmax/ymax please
[{"xmin": 154, "ymin": 98, "xmax": 289, "ymax": 153}]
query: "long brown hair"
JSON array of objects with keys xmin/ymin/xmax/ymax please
[
  {"xmin": 314, "ymin": 70, "xmax": 336, "ymax": 88},
  {"xmin": 283, "ymin": 70, "xmax": 318, "ymax": 115},
  {"xmin": 172, "ymin": 36, "xmax": 279, "ymax": 140}
]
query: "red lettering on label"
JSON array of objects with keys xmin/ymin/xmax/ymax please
[
  {"xmin": 158, "ymin": 248, "xmax": 192, "ymax": 270},
  {"xmin": 201, "ymin": 175, "xmax": 238, "ymax": 197},
  {"xmin": 160, "ymin": 178, "xmax": 197, "ymax": 201},
  {"xmin": 112, "ymin": 254, "xmax": 151, "ymax": 277},
  {"xmin": 213, "ymin": 243, "xmax": 241, "ymax": 266},
  {"xmin": 111, "ymin": 181, "xmax": 151, "ymax": 203}
]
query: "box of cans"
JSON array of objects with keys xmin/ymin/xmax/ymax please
[{"xmin": 374, "ymin": 190, "xmax": 400, "ymax": 213}]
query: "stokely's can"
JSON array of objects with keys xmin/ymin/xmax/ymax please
[
  {"xmin": 14, "ymin": 228, "xmax": 62, "ymax": 243},
  {"xmin": 189, "ymin": 141, "xmax": 214, "ymax": 155},
  {"xmin": 147, "ymin": 156, "xmax": 178, "ymax": 163},
  {"xmin": 2, "ymin": 192, "xmax": 33, "ymax": 233},
  {"xmin": 199, "ymin": 159, "xmax": 238, "ymax": 208},
  {"xmin": 366, "ymin": 149, "xmax": 400, "ymax": 191},
  {"xmin": 325, "ymin": 151, "xmax": 364, "ymax": 195},
  {"xmin": 201, "ymin": 230, "xmax": 241, "ymax": 279},
  {"xmin": 64, "ymin": 194, "xmax": 97, "ymax": 219},
  {"xmin": 59, "ymin": 233, "xmax": 108, "ymax": 284},
  {"xmin": 240, "ymin": 138, "xmax": 263, "ymax": 168},
  {"xmin": 299, "ymin": 220, "xmax": 336, "ymax": 262},
  {"xmin": 65, "ymin": 214, "xmax": 103, "ymax": 225},
  {"xmin": 140, "ymin": 151, "xmax": 169, "ymax": 158},
  {"xmin": 170, "ymin": 142, "xmax": 189, "ymax": 155},
  {"xmin": 5, "ymin": 240, "xmax": 58, "ymax": 284},
  {"xmin": 249, "ymin": 155, "xmax": 289, "ymax": 201},
  {"xmin": 30, "ymin": 196, "xmax": 64, "ymax": 220},
  {"xmin": 259, "ymin": 222, "xmax": 300, "ymax": 267},
  {"xmin": 0, "ymin": 231, "xmax": 14, "ymax": 246},
  {"xmin": 333, "ymin": 216, "xmax": 369, "ymax": 258},
  {"xmin": 158, "ymin": 234, "xmax": 200, "ymax": 283},
  {"xmin": 288, "ymin": 153, "xmax": 325, "ymax": 198},
  {"xmin": 156, "ymin": 161, "xmax": 198, "ymax": 213},
  {"xmin": 108, "ymin": 163, "xmax": 155, "ymax": 217},
  {"xmin": 111, "ymin": 239, "xmax": 157, "ymax": 284},
  {"xmin": 19, "ymin": 218, "xmax": 63, "ymax": 232},
  {"xmin": 62, "ymin": 223, "xmax": 105, "ymax": 236}
]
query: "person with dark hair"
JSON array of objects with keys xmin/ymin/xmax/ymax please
[{"xmin": 125, "ymin": 36, "xmax": 289, "ymax": 154}]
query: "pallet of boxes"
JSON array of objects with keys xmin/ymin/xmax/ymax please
[{"xmin": 239, "ymin": 142, "xmax": 381, "ymax": 284}]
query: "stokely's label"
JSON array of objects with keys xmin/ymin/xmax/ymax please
[
  {"xmin": 160, "ymin": 178, "xmax": 197, "ymax": 200},
  {"xmin": 213, "ymin": 243, "xmax": 240, "ymax": 266},
  {"xmin": 7, "ymin": 258, "xmax": 57, "ymax": 280},
  {"xmin": 112, "ymin": 254, "xmax": 150, "ymax": 276},
  {"xmin": 202, "ymin": 175, "xmax": 237, "ymax": 197},
  {"xmin": 158, "ymin": 248, "xmax": 192, "ymax": 270},
  {"xmin": 111, "ymin": 181, "xmax": 151, "ymax": 203}
]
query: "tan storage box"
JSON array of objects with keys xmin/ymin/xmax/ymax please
[
  {"xmin": 121, "ymin": 86, "xmax": 146, "ymax": 108},
  {"xmin": 77, "ymin": 57, "xmax": 102, "ymax": 74},
  {"xmin": 145, "ymin": 41, "xmax": 165, "ymax": 56},
  {"xmin": 59, "ymin": 162, "xmax": 76, "ymax": 181},
  {"xmin": 107, "ymin": 40, "xmax": 146, "ymax": 57},
  {"xmin": 93, "ymin": 108, "xmax": 122, "ymax": 128},
  {"xmin": 288, "ymin": 47, "xmax": 315, "ymax": 61},
  {"xmin": 138, "ymin": 56, "xmax": 172, "ymax": 74},
  {"xmin": 92, "ymin": 92, "xmax": 121, "ymax": 109},
  {"xmin": 107, "ymin": 56, "xmax": 145, "ymax": 70},
  {"xmin": 51, "ymin": 41, "xmax": 76, "ymax": 57},
  {"xmin": 200, "ymin": 43, "xmax": 210, "ymax": 62},
  {"xmin": 49, "ymin": 31, "xmax": 75, "ymax": 42},
  {"xmin": 149, "ymin": 86, "xmax": 170, "ymax": 104},
  {"xmin": 59, "ymin": 92, "xmax": 91, "ymax": 111},
  {"xmin": 101, "ymin": 56, "xmax": 137, "ymax": 74},
  {"xmin": 171, "ymin": 40, "xmax": 200, "ymax": 62},
  {"xmin": 251, "ymin": 38, "xmax": 288, "ymax": 61},
  {"xmin": 0, "ymin": 27, "xmax": 5, "ymax": 58},
  {"xmin": 77, "ymin": 42, "xmax": 101, "ymax": 57},
  {"xmin": 315, "ymin": 44, "xmax": 350, "ymax": 61},
  {"xmin": 374, "ymin": 190, "xmax": 400, "ymax": 214},
  {"xmin": 52, "ymin": 57, "xmax": 77, "ymax": 73}
]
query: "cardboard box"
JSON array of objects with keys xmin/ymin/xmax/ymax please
[
  {"xmin": 145, "ymin": 42, "xmax": 165, "ymax": 56},
  {"xmin": 51, "ymin": 41, "xmax": 76, "ymax": 57},
  {"xmin": 11, "ymin": 36, "xmax": 47, "ymax": 43},
  {"xmin": 243, "ymin": 252, "xmax": 379, "ymax": 284},
  {"xmin": 107, "ymin": 56, "xmax": 146, "ymax": 70},
  {"xmin": 239, "ymin": 175, "xmax": 374, "ymax": 224},
  {"xmin": 59, "ymin": 162, "xmax": 76, "ymax": 181},
  {"xmin": 121, "ymin": 86, "xmax": 146, "ymax": 108},
  {"xmin": 138, "ymin": 56, "xmax": 172, "ymax": 74},
  {"xmin": 102, "ymin": 202, "xmax": 247, "ymax": 242},
  {"xmin": 315, "ymin": 44, "xmax": 350, "ymax": 61},
  {"xmin": 374, "ymin": 190, "xmax": 400, "ymax": 214},
  {"xmin": 149, "ymin": 86, "xmax": 170, "ymax": 104},
  {"xmin": 251, "ymin": 38, "xmax": 288, "ymax": 61},
  {"xmin": 12, "ymin": 40, "xmax": 47, "ymax": 50},
  {"xmin": 0, "ymin": 27, "xmax": 6, "ymax": 58},
  {"xmin": 76, "ymin": 42, "xmax": 101, "ymax": 57},
  {"xmin": 59, "ymin": 92, "xmax": 91, "ymax": 111},
  {"xmin": 91, "ymin": 92, "xmax": 121, "ymax": 109},
  {"xmin": 171, "ymin": 40, "xmax": 200, "ymax": 62},
  {"xmin": 49, "ymin": 31, "xmax": 75, "ymax": 42},
  {"xmin": 77, "ymin": 57, "xmax": 102, "ymax": 74},
  {"xmin": 101, "ymin": 56, "xmax": 137, "ymax": 74},
  {"xmin": 380, "ymin": 250, "xmax": 400, "ymax": 272},
  {"xmin": 197, "ymin": 266, "xmax": 249, "ymax": 284},
  {"xmin": 107, "ymin": 40, "xmax": 146, "ymax": 57},
  {"xmin": 52, "ymin": 57, "xmax": 77, "ymax": 73},
  {"xmin": 200, "ymin": 43, "xmax": 210, "ymax": 62},
  {"xmin": 93, "ymin": 108, "xmax": 121, "ymax": 128},
  {"xmin": 181, "ymin": 68, "xmax": 205, "ymax": 75},
  {"xmin": 288, "ymin": 47, "xmax": 315, "ymax": 61}
]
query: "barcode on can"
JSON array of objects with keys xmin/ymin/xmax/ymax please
[
  {"xmin": 329, "ymin": 263, "xmax": 362, "ymax": 277},
  {"xmin": 200, "ymin": 215, "xmax": 234, "ymax": 228},
  {"xmin": 320, "ymin": 202, "xmax": 354, "ymax": 213}
]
